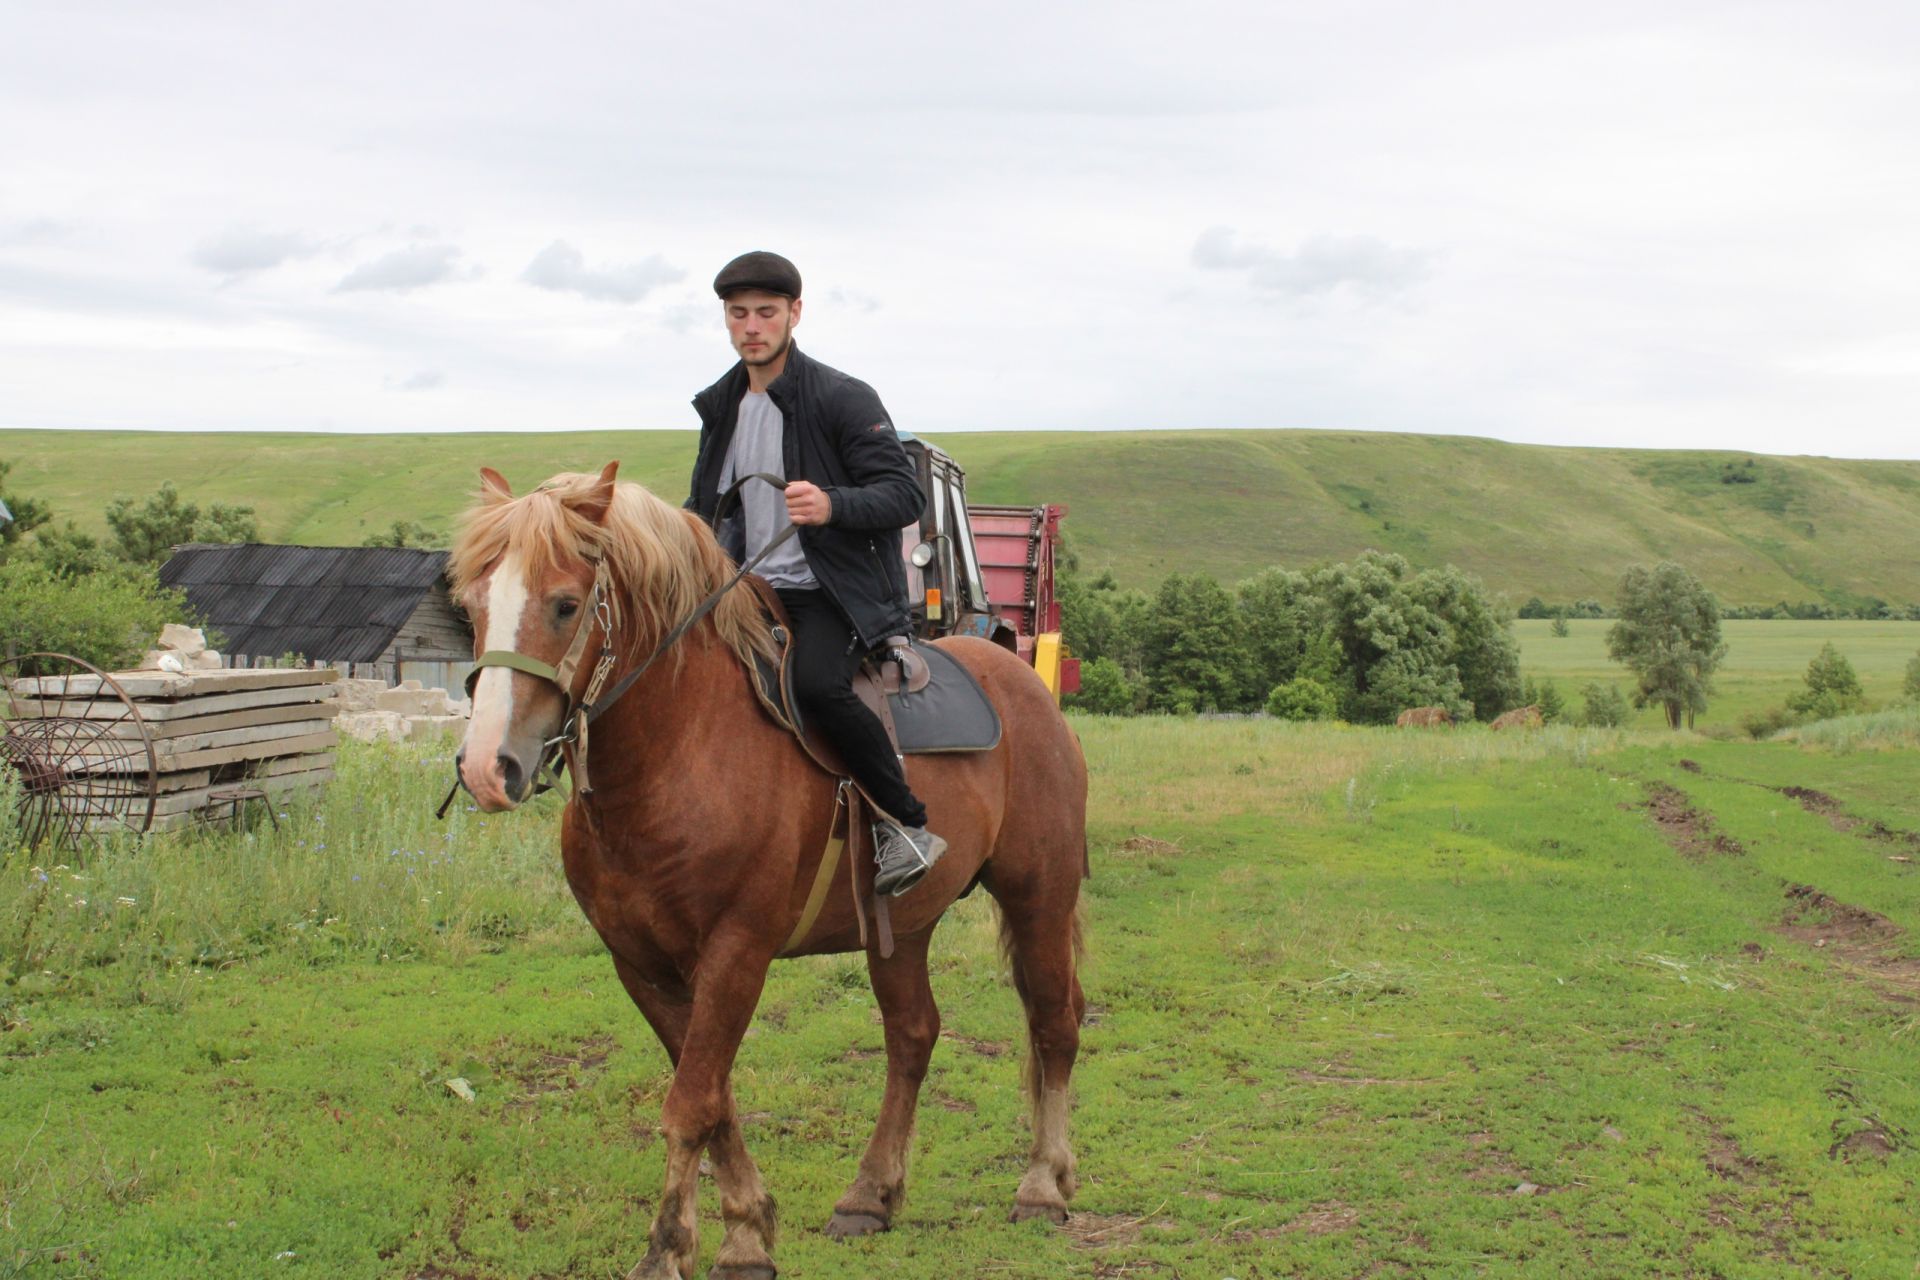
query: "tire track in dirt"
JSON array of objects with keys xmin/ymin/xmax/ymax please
[
  {"xmin": 1638, "ymin": 782, "xmax": 1745, "ymax": 859},
  {"xmin": 1637, "ymin": 776, "xmax": 1919, "ymax": 1004},
  {"xmin": 1776, "ymin": 785, "xmax": 1920, "ymax": 864},
  {"xmin": 1776, "ymin": 883, "xmax": 1920, "ymax": 1004}
]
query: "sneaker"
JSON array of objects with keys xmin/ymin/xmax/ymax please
[{"xmin": 872, "ymin": 820, "xmax": 948, "ymax": 897}]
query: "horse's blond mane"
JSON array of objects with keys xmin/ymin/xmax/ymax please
[{"xmin": 448, "ymin": 470, "xmax": 777, "ymax": 673}]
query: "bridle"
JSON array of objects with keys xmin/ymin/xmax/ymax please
[{"xmin": 438, "ymin": 472, "xmax": 794, "ymax": 817}]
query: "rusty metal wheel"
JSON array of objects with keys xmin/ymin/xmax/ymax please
[{"xmin": 1, "ymin": 653, "xmax": 158, "ymax": 850}]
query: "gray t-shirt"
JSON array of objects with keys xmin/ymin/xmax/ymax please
[{"xmin": 718, "ymin": 391, "xmax": 817, "ymax": 589}]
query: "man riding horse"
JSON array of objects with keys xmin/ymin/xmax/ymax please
[{"xmin": 685, "ymin": 250, "xmax": 948, "ymax": 896}]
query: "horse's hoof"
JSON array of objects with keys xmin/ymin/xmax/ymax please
[
  {"xmin": 709, "ymin": 1267, "xmax": 777, "ymax": 1280},
  {"xmin": 1008, "ymin": 1202, "xmax": 1069, "ymax": 1226},
  {"xmin": 824, "ymin": 1210, "xmax": 889, "ymax": 1239},
  {"xmin": 624, "ymin": 1261, "xmax": 684, "ymax": 1280}
]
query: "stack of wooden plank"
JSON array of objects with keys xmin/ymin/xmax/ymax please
[{"xmin": 6, "ymin": 667, "xmax": 339, "ymax": 831}]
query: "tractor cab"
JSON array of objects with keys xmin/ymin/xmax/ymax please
[
  {"xmin": 896, "ymin": 434, "xmax": 1078, "ymax": 697},
  {"xmin": 897, "ymin": 433, "xmax": 1008, "ymax": 649}
]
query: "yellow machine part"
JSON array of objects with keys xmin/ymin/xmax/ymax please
[{"xmin": 1033, "ymin": 631, "xmax": 1065, "ymax": 699}]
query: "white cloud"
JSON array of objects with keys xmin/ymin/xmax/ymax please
[
  {"xmin": 1194, "ymin": 228, "xmax": 1436, "ymax": 299},
  {"xmin": 0, "ymin": 217, "xmax": 73, "ymax": 249},
  {"xmin": 334, "ymin": 244, "xmax": 469, "ymax": 294},
  {"xmin": 1, "ymin": 4, "xmax": 1919, "ymax": 457},
  {"xmin": 190, "ymin": 226, "xmax": 320, "ymax": 276},
  {"xmin": 392, "ymin": 369, "xmax": 446, "ymax": 391},
  {"xmin": 828, "ymin": 286, "xmax": 882, "ymax": 314},
  {"xmin": 521, "ymin": 240, "xmax": 683, "ymax": 303}
]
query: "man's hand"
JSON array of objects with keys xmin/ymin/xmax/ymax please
[{"xmin": 784, "ymin": 479, "xmax": 833, "ymax": 526}]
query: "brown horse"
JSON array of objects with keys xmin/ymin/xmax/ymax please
[{"xmin": 448, "ymin": 463, "xmax": 1089, "ymax": 1280}]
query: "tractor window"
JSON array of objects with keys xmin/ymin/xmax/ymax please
[{"xmin": 951, "ymin": 477, "xmax": 988, "ymax": 609}]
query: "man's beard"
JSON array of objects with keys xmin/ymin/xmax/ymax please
[{"xmin": 740, "ymin": 329, "xmax": 792, "ymax": 367}]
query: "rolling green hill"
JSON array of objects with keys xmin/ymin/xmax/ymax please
[{"xmin": 4, "ymin": 428, "xmax": 1919, "ymax": 605}]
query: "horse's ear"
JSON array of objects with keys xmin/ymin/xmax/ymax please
[
  {"xmin": 575, "ymin": 461, "xmax": 619, "ymax": 525},
  {"xmin": 478, "ymin": 467, "xmax": 513, "ymax": 503}
]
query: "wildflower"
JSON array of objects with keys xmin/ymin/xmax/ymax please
[
  {"xmin": 116, "ymin": 896, "xmax": 136, "ymax": 906},
  {"xmin": 352, "ymin": 875, "xmax": 361, "ymax": 882}
]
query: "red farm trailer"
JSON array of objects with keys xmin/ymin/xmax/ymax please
[{"xmin": 897, "ymin": 435, "xmax": 1080, "ymax": 699}]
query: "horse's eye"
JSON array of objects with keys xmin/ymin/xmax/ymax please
[{"xmin": 555, "ymin": 599, "xmax": 579, "ymax": 620}]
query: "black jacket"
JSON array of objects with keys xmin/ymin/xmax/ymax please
[{"xmin": 687, "ymin": 344, "xmax": 924, "ymax": 648}]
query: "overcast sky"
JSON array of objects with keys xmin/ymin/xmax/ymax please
[{"xmin": 3, "ymin": 2, "xmax": 1917, "ymax": 457}]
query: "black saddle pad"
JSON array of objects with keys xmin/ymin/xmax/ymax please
[
  {"xmin": 889, "ymin": 644, "xmax": 1001, "ymax": 754},
  {"xmin": 749, "ymin": 635, "xmax": 1001, "ymax": 755}
]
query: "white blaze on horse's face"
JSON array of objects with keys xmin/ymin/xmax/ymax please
[{"xmin": 460, "ymin": 552, "xmax": 534, "ymax": 811}]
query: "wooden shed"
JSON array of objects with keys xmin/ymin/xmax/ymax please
[{"xmin": 158, "ymin": 544, "xmax": 473, "ymax": 689}]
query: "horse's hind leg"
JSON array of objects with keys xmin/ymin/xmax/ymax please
[
  {"xmin": 999, "ymin": 900, "xmax": 1085, "ymax": 1225},
  {"xmin": 826, "ymin": 929, "xmax": 939, "ymax": 1240}
]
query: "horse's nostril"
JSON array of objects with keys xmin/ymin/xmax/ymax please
[{"xmin": 496, "ymin": 750, "xmax": 525, "ymax": 801}]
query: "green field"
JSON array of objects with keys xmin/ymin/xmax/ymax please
[
  {"xmin": 6, "ymin": 428, "xmax": 1920, "ymax": 605},
  {"xmin": 1516, "ymin": 619, "xmax": 1920, "ymax": 732},
  {"xmin": 4, "ymin": 719, "xmax": 1919, "ymax": 1278}
]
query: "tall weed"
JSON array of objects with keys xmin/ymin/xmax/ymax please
[
  {"xmin": 1781, "ymin": 704, "xmax": 1920, "ymax": 753},
  {"xmin": 0, "ymin": 756, "xmax": 22, "ymax": 867},
  {"xmin": 0, "ymin": 739, "xmax": 580, "ymax": 999}
]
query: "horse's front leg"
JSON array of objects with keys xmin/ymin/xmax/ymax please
[{"xmin": 626, "ymin": 935, "xmax": 776, "ymax": 1280}]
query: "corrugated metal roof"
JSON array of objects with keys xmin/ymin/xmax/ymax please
[{"xmin": 158, "ymin": 544, "xmax": 467, "ymax": 663}]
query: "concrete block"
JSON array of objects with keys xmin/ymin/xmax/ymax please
[
  {"xmin": 406, "ymin": 714, "xmax": 465, "ymax": 742},
  {"xmin": 375, "ymin": 686, "xmax": 451, "ymax": 717},
  {"xmin": 335, "ymin": 710, "xmax": 409, "ymax": 743},
  {"xmin": 187, "ymin": 650, "xmax": 223, "ymax": 670},
  {"xmin": 334, "ymin": 678, "xmax": 388, "ymax": 713},
  {"xmin": 158, "ymin": 623, "xmax": 207, "ymax": 655}
]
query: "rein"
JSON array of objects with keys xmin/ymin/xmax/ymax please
[{"xmin": 437, "ymin": 472, "xmax": 794, "ymax": 817}]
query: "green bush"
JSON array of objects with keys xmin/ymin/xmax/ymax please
[
  {"xmin": 1741, "ymin": 705, "xmax": 1799, "ymax": 740},
  {"xmin": 1787, "ymin": 642, "xmax": 1865, "ymax": 722},
  {"xmin": 104, "ymin": 481, "xmax": 257, "ymax": 564},
  {"xmin": 1522, "ymin": 676, "xmax": 1567, "ymax": 724},
  {"xmin": 1068, "ymin": 657, "xmax": 1137, "ymax": 715},
  {"xmin": 1578, "ymin": 682, "xmax": 1628, "ymax": 728},
  {"xmin": 0, "ymin": 559, "xmax": 192, "ymax": 672},
  {"xmin": 1904, "ymin": 649, "xmax": 1920, "ymax": 704},
  {"xmin": 1266, "ymin": 676, "xmax": 1339, "ymax": 722}
]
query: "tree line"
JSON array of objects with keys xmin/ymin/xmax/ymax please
[
  {"xmin": 1061, "ymin": 550, "xmax": 1533, "ymax": 722},
  {"xmin": 1517, "ymin": 595, "xmax": 1920, "ymax": 622}
]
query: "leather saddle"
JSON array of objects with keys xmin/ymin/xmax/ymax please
[{"xmin": 742, "ymin": 578, "xmax": 1002, "ymax": 769}]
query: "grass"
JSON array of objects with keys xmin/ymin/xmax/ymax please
[
  {"xmin": 6, "ymin": 428, "xmax": 1920, "ymax": 603},
  {"xmin": 1515, "ymin": 618, "xmax": 1920, "ymax": 732},
  {"xmin": 4, "ymin": 720, "xmax": 1919, "ymax": 1277}
]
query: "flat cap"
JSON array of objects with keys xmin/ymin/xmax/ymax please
[{"xmin": 713, "ymin": 250, "xmax": 802, "ymax": 300}]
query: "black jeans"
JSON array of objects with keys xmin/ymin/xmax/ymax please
[{"xmin": 776, "ymin": 587, "xmax": 928, "ymax": 829}]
